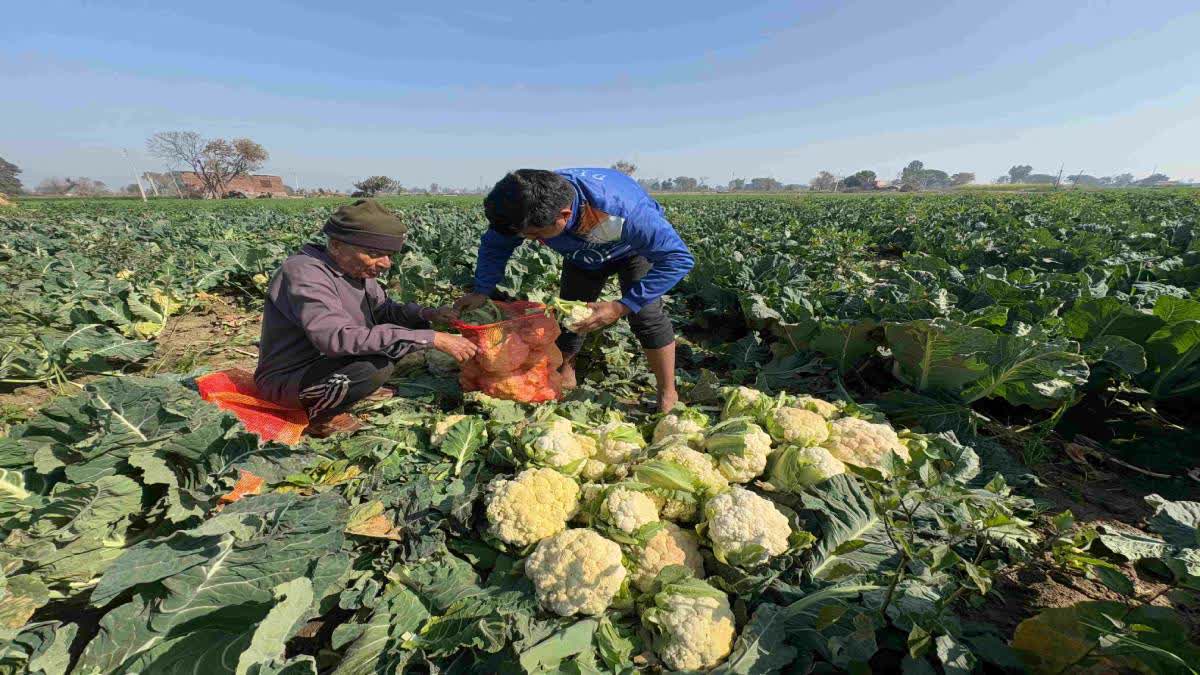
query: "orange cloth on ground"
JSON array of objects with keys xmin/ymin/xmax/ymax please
[{"xmin": 196, "ymin": 368, "xmax": 308, "ymax": 445}]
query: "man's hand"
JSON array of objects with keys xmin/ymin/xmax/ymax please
[
  {"xmin": 421, "ymin": 305, "xmax": 458, "ymax": 324},
  {"xmin": 453, "ymin": 293, "xmax": 489, "ymax": 313},
  {"xmin": 432, "ymin": 332, "xmax": 478, "ymax": 362},
  {"xmin": 571, "ymin": 301, "xmax": 629, "ymax": 334}
]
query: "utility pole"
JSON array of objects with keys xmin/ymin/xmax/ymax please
[
  {"xmin": 143, "ymin": 172, "xmax": 161, "ymax": 197},
  {"xmin": 1054, "ymin": 163, "xmax": 1064, "ymax": 189},
  {"xmin": 166, "ymin": 167, "xmax": 184, "ymax": 198},
  {"xmin": 123, "ymin": 149, "xmax": 147, "ymax": 202}
]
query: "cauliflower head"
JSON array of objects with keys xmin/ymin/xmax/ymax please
[
  {"xmin": 651, "ymin": 407, "xmax": 710, "ymax": 447},
  {"xmin": 525, "ymin": 529, "xmax": 627, "ymax": 616},
  {"xmin": 822, "ymin": 416, "xmax": 910, "ymax": 475},
  {"xmin": 791, "ymin": 395, "xmax": 841, "ymax": 420},
  {"xmin": 631, "ymin": 522, "xmax": 705, "ymax": 592},
  {"xmin": 600, "ymin": 485, "xmax": 660, "ymax": 535},
  {"xmin": 702, "ymin": 486, "xmax": 791, "ymax": 566},
  {"xmin": 720, "ymin": 385, "xmax": 776, "ymax": 425},
  {"xmin": 485, "ymin": 468, "xmax": 580, "ymax": 547},
  {"xmin": 637, "ymin": 445, "xmax": 730, "ymax": 522},
  {"xmin": 767, "ymin": 445, "xmax": 846, "ymax": 492},
  {"xmin": 579, "ymin": 421, "xmax": 646, "ymax": 480},
  {"xmin": 525, "ymin": 416, "xmax": 595, "ymax": 475},
  {"xmin": 765, "ymin": 406, "xmax": 830, "ymax": 446},
  {"xmin": 704, "ymin": 418, "xmax": 774, "ymax": 483},
  {"xmin": 642, "ymin": 568, "xmax": 736, "ymax": 671}
]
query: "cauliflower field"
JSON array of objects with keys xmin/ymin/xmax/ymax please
[{"xmin": 2, "ymin": 192, "xmax": 1200, "ymax": 674}]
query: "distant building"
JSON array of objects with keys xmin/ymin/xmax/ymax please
[{"xmin": 175, "ymin": 171, "xmax": 288, "ymax": 198}]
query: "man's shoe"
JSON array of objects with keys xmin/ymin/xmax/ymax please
[
  {"xmin": 304, "ymin": 413, "xmax": 363, "ymax": 438},
  {"xmin": 362, "ymin": 386, "xmax": 396, "ymax": 404}
]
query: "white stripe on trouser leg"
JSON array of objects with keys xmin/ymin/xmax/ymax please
[{"xmin": 300, "ymin": 373, "xmax": 350, "ymax": 417}]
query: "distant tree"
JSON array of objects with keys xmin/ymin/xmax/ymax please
[
  {"xmin": 727, "ymin": 178, "xmax": 745, "ymax": 191},
  {"xmin": 37, "ymin": 177, "xmax": 109, "ymax": 196},
  {"xmin": 429, "ymin": 183, "xmax": 440, "ymax": 194},
  {"xmin": 900, "ymin": 161, "xmax": 951, "ymax": 190},
  {"xmin": 1100, "ymin": 173, "xmax": 1134, "ymax": 187},
  {"xmin": 951, "ymin": 172, "xmax": 975, "ymax": 186},
  {"xmin": 122, "ymin": 183, "xmax": 142, "ymax": 195},
  {"xmin": 147, "ymin": 131, "xmax": 268, "ymax": 198},
  {"xmin": 1135, "ymin": 173, "xmax": 1170, "ymax": 186},
  {"xmin": 1068, "ymin": 174, "xmax": 1101, "ymax": 187},
  {"xmin": 0, "ymin": 156, "xmax": 23, "ymax": 195},
  {"xmin": 352, "ymin": 175, "xmax": 398, "ymax": 197},
  {"xmin": 638, "ymin": 178, "xmax": 661, "ymax": 191},
  {"xmin": 809, "ymin": 171, "xmax": 838, "ymax": 191},
  {"xmin": 995, "ymin": 176, "xmax": 1010, "ymax": 184},
  {"xmin": 841, "ymin": 170, "xmax": 877, "ymax": 190},
  {"xmin": 611, "ymin": 160, "xmax": 637, "ymax": 176},
  {"xmin": 1007, "ymin": 165, "xmax": 1034, "ymax": 183},
  {"xmin": 673, "ymin": 176, "xmax": 699, "ymax": 191},
  {"xmin": 1025, "ymin": 174, "xmax": 1058, "ymax": 184},
  {"xmin": 748, "ymin": 177, "xmax": 783, "ymax": 191}
]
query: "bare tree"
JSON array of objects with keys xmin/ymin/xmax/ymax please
[
  {"xmin": 951, "ymin": 172, "xmax": 975, "ymax": 186},
  {"xmin": 809, "ymin": 171, "xmax": 838, "ymax": 192},
  {"xmin": 611, "ymin": 160, "xmax": 637, "ymax": 176},
  {"xmin": 147, "ymin": 131, "xmax": 269, "ymax": 198}
]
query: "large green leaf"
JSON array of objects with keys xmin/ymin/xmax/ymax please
[
  {"xmin": 811, "ymin": 319, "xmax": 879, "ymax": 374},
  {"xmin": 885, "ymin": 319, "xmax": 996, "ymax": 394},
  {"xmin": 1142, "ymin": 320, "xmax": 1200, "ymax": 399},
  {"xmin": 1012, "ymin": 601, "xmax": 1200, "ymax": 674},
  {"xmin": 331, "ymin": 583, "xmax": 430, "ymax": 675},
  {"xmin": 77, "ymin": 493, "xmax": 350, "ymax": 673},
  {"xmin": 1061, "ymin": 297, "xmax": 1162, "ymax": 343},
  {"xmin": 798, "ymin": 475, "xmax": 898, "ymax": 581},
  {"xmin": 961, "ymin": 334, "xmax": 1089, "ymax": 408}
]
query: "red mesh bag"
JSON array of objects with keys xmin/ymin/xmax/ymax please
[
  {"xmin": 451, "ymin": 301, "xmax": 564, "ymax": 403},
  {"xmin": 196, "ymin": 368, "xmax": 309, "ymax": 445}
]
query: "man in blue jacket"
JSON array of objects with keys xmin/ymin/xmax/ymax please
[{"xmin": 455, "ymin": 168, "xmax": 694, "ymax": 411}]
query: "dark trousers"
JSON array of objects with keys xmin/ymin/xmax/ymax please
[
  {"xmin": 555, "ymin": 255, "xmax": 676, "ymax": 358},
  {"xmin": 297, "ymin": 354, "xmax": 394, "ymax": 419}
]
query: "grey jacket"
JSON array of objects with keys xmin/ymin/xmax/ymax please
[{"xmin": 254, "ymin": 244, "xmax": 434, "ymax": 407}]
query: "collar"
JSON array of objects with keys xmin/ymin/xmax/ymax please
[
  {"xmin": 565, "ymin": 180, "xmax": 583, "ymax": 232},
  {"xmin": 301, "ymin": 243, "xmax": 347, "ymax": 278}
]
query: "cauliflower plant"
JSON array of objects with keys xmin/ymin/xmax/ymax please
[
  {"xmin": 525, "ymin": 416, "xmax": 596, "ymax": 476},
  {"xmin": 719, "ymin": 386, "xmax": 777, "ymax": 425},
  {"xmin": 631, "ymin": 522, "xmax": 705, "ymax": 592},
  {"xmin": 822, "ymin": 416, "xmax": 910, "ymax": 475},
  {"xmin": 641, "ymin": 567, "xmax": 736, "ymax": 671},
  {"xmin": 767, "ymin": 445, "xmax": 846, "ymax": 492},
  {"xmin": 551, "ymin": 299, "xmax": 595, "ymax": 333},
  {"xmin": 583, "ymin": 421, "xmax": 647, "ymax": 480},
  {"xmin": 600, "ymin": 485, "xmax": 660, "ymax": 535},
  {"xmin": 651, "ymin": 407, "xmax": 710, "ymax": 447},
  {"xmin": 485, "ymin": 468, "xmax": 580, "ymax": 547},
  {"xmin": 704, "ymin": 418, "xmax": 773, "ymax": 483},
  {"xmin": 765, "ymin": 406, "xmax": 830, "ymax": 446},
  {"xmin": 524, "ymin": 529, "xmax": 627, "ymax": 616},
  {"xmin": 430, "ymin": 414, "xmax": 471, "ymax": 447},
  {"xmin": 791, "ymin": 395, "xmax": 841, "ymax": 420},
  {"xmin": 636, "ymin": 445, "xmax": 729, "ymax": 522},
  {"xmin": 702, "ymin": 486, "xmax": 791, "ymax": 566}
]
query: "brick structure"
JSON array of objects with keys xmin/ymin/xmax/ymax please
[{"xmin": 176, "ymin": 172, "xmax": 288, "ymax": 198}]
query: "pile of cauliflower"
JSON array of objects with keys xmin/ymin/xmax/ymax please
[{"xmin": 479, "ymin": 386, "xmax": 916, "ymax": 671}]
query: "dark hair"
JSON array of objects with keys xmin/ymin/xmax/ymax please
[{"xmin": 484, "ymin": 169, "xmax": 574, "ymax": 236}]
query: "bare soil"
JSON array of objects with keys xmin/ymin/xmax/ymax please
[{"xmin": 0, "ymin": 299, "xmax": 260, "ymax": 429}]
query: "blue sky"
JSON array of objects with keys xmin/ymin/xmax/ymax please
[{"xmin": 2, "ymin": 0, "xmax": 1198, "ymax": 190}]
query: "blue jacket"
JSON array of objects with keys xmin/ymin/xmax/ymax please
[{"xmin": 473, "ymin": 168, "xmax": 694, "ymax": 313}]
